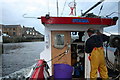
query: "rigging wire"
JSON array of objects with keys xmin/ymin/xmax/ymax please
[
  {"xmin": 61, "ymin": 0, "xmax": 68, "ymax": 16},
  {"xmin": 33, "ymin": 48, "xmax": 69, "ymax": 69},
  {"xmin": 56, "ymin": 0, "xmax": 59, "ymax": 17},
  {"xmin": 106, "ymin": 12, "xmax": 120, "ymax": 17},
  {"xmin": 98, "ymin": 4, "xmax": 103, "ymax": 16}
]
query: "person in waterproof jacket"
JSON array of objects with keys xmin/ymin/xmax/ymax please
[{"xmin": 85, "ymin": 28, "xmax": 109, "ymax": 80}]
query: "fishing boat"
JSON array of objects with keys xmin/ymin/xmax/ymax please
[{"xmin": 28, "ymin": 0, "xmax": 120, "ymax": 80}]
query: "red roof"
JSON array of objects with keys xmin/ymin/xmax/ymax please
[{"xmin": 41, "ymin": 17, "xmax": 116, "ymax": 26}]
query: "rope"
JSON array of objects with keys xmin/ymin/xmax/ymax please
[
  {"xmin": 33, "ymin": 51, "xmax": 67, "ymax": 70},
  {"xmin": 33, "ymin": 42, "xmax": 70, "ymax": 70},
  {"xmin": 105, "ymin": 44, "xmax": 120, "ymax": 72},
  {"xmin": 105, "ymin": 45, "xmax": 120, "ymax": 80},
  {"xmin": 105, "ymin": 44, "xmax": 119, "ymax": 71}
]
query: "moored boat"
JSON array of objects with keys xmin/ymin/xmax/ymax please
[{"xmin": 28, "ymin": 0, "xmax": 120, "ymax": 79}]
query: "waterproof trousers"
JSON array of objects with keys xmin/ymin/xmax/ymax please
[{"xmin": 90, "ymin": 47, "xmax": 108, "ymax": 80}]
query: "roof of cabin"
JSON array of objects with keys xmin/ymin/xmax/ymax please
[{"xmin": 41, "ymin": 17, "xmax": 117, "ymax": 26}]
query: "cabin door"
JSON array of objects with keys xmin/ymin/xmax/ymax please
[{"xmin": 51, "ymin": 31, "xmax": 71, "ymax": 65}]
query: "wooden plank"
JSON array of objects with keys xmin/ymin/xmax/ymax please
[{"xmin": 51, "ymin": 31, "xmax": 71, "ymax": 65}]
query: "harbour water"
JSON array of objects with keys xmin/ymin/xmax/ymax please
[
  {"xmin": 1, "ymin": 41, "xmax": 118, "ymax": 79},
  {"xmin": 2, "ymin": 41, "xmax": 44, "ymax": 76}
]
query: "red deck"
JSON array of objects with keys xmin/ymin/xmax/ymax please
[{"xmin": 41, "ymin": 17, "xmax": 116, "ymax": 26}]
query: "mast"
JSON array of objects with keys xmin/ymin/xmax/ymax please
[
  {"xmin": 82, "ymin": 0, "xmax": 105, "ymax": 16},
  {"xmin": 118, "ymin": 1, "xmax": 120, "ymax": 35},
  {"xmin": 74, "ymin": 0, "xmax": 76, "ymax": 16}
]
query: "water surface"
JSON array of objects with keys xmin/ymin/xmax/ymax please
[{"xmin": 2, "ymin": 42, "xmax": 44, "ymax": 76}]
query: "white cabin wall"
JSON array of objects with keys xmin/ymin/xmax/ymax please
[
  {"xmin": 42, "ymin": 24, "xmax": 105, "ymax": 77},
  {"xmin": 47, "ymin": 24, "xmax": 104, "ymax": 32},
  {"xmin": 40, "ymin": 26, "xmax": 52, "ymax": 75},
  {"xmin": 45, "ymin": 24, "xmax": 105, "ymax": 78}
]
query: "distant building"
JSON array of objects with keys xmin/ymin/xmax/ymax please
[
  {"xmin": 0, "ymin": 24, "xmax": 2, "ymax": 29},
  {"xmin": 2, "ymin": 25, "xmax": 22, "ymax": 37},
  {"xmin": 22, "ymin": 26, "xmax": 43, "ymax": 38},
  {"xmin": 0, "ymin": 24, "xmax": 2, "ymax": 35},
  {"xmin": 0, "ymin": 24, "xmax": 3, "ymax": 42},
  {"xmin": 2, "ymin": 24, "xmax": 44, "ymax": 41}
]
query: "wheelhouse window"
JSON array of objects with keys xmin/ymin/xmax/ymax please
[{"xmin": 54, "ymin": 34, "xmax": 65, "ymax": 49}]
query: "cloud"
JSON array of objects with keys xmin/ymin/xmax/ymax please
[
  {"xmin": 67, "ymin": 0, "xmax": 120, "ymax": 2},
  {"xmin": 1, "ymin": 0, "xmax": 119, "ymax": 34},
  {"xmin": 24, "ymin": 6, "xmax": 38, "ymax": 12}
]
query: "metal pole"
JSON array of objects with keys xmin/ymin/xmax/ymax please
[
  {"xmin": 57, "ymin": 0, "xmax": 59, "ymax": 17},
  {"xmin": 118, "ymin": 1, "xmax": 120, "ymax": 73},
  {"xmin": 118, "ymin": 1, "xmax": 120, "ymax": 35},
  {"xmin": 82, "ymin": 0, "xmax": 105, "ymax": 16},
  {"xmin": 74, "ymin": 0, "xmax": 76, "ymax": 16}
]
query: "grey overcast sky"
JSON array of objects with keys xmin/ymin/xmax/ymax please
[{"xmin": 0, "ymin": 0, "xmax": 120, "ymax": 34}]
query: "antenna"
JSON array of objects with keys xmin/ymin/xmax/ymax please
[{"xmin": 56, "ymin": 0, "xmax": 59, "ymax": 17}]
